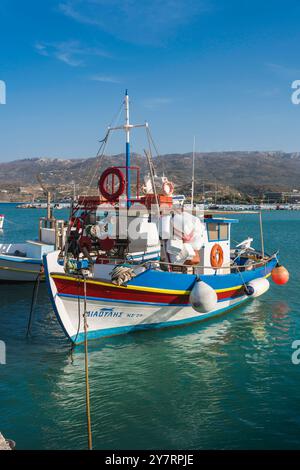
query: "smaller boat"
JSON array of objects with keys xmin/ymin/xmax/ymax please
[
  {"xmin": 0, "ymin": 176, "xmax": 68, "ymax": 282},
  {"xmin": 0, "ymin": 217, "xmax": 65, "ymax": 282},
  {"xmin": 0, "ymin": 214, "xmax": 4, "ymax": 230}
]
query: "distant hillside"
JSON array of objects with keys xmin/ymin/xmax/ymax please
[
  {"xmin": 0, "ymin": 151, "xmax": 299, "ymax": 197},
  {"xmin": 157, "ymin": 151, "xmax": 300, "ymax": 195}
]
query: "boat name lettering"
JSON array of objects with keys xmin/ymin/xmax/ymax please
[{"xmin": 86, "ymin": 308, "xmax": 123, "ymax": 318}]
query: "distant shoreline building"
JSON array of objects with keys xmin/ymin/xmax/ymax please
[{"xmin": 264, "ymin": 190, "xmax": 300, "ymax": 204}]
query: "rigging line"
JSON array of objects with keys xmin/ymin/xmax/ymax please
[
  {"xmin": 86, "ymin": 98, "xmax": 124, "ymax": 174},
  {"xmin": 76, "ymin": 134, "xmax": 108, "ymax": 196},
  {"xmin": 146, "ymin": 126, "xmax": 166, "ymax": 175},
  {"xmin": 144, "ymin": 149, "xmax": 160, "ymax": 218},
  {"xmin": 145, "ymin": 131, "xmax": 161, "ymax": 218},
  {"xmin": 72, "ymin": 147, "xmax": 102, "ymax": 197},
  {"xmin": 80, "ymin": 132, "xmax": 110, "ymax": 202},
  {"xmin": 83, "ymin": 98, "xmax": 125, "ymax": 188},
  {"xmin": 75, "ymin": 100, "xmax": 124, "ymax": 195},
  {"xmin": 64, "ymin": 136, "xmax": 108, "ymax": 259},
  {"xmin": 108, "ymin": 98, "xmax": 125, "ymax": 129},
  {"xmin": 146, "ymin": 126, "xmax": 156, "ymax": 175},
  {"xmin": 72, "ymin": 129, "xmax": 110, "ymax": 218}
]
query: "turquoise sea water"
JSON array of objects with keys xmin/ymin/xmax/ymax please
[{"xmin": 0, "ymin": 203, "xmax": 300, "ymax": 450}]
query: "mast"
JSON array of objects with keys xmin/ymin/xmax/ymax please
[
  {"xmin": 191, "ymin": 136, "xmax": 195, "ymax": 207},
  {"xmin": 125, "ymin": 90, "xmax": 131, "ymax": 207},
  {"xmin": 108, "ymin": 91, "xmax": 148, "ymax": 207}
]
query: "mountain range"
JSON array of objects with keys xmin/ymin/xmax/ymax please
[{"xmin": 0, "ymin": 151, "xmax": 299, "ymax": 197}]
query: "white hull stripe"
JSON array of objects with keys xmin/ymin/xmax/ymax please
[
  {"xmin": 70, "ymin": 297, "xmax": 248, "ymax": 344},
  {"xmin": 57, "ymin": 292, "xmax": 245, "ymax": 306}
]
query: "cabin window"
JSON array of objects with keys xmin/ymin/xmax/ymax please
[
  {"xmin": 219, "ymin": 223, "xmax": 229, "ymax": 241},
  {"xmin": 207, "ymin": 223, "xmax": 219, "ymax": 241},
  {"xmin": 207, "ymin": 223, "xmax": 229, "ymax": 241}
]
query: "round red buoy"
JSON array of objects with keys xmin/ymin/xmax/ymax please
[{"xmin": 271, "ymin": 265, "xmax": 289, "ymax": 285}]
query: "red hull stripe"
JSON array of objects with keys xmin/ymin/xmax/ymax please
[{"xmin": 52, "ymin": 277, "xmax": 245, "ymax": 305}]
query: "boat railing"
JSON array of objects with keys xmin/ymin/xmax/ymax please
[{"xmin": 91, "ymin": 252, "xmax": 277, "ymax": 275}]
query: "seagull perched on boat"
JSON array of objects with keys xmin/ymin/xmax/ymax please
[{"xmin": 236, "ymin": 237, "xmax": 254, "ymax": 251}]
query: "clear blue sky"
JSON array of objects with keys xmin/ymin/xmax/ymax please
[{"xmin": 1, "ymin": 0, "xmax": 300, "ymax": 161}]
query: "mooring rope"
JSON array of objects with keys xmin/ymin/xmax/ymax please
[
  {"xmin": 83, "ymin": 275, "xmax": 93, "ymax": 450},
  {"xmin": 70, "ymin": 275, "xmax": 83, "ymax": 362},
  {"xmin": 26, "ymin": 266, "xmax": 43, "ymax": 337},
  {"xmin": 235, "ymin": 265, "xmax": 249, "ymax": 294}
]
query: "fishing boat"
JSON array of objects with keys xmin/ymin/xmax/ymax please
[
  {"xmin": 44, "ymin": 92, "xmax": 289, "ymax": 344},
  {"xmin": 0, "ymin": 175, "xmax": 68, "ymax": 282},
  {"xmin": 0, "ymin": 217, "xmax": 65, "ymax": 282}
]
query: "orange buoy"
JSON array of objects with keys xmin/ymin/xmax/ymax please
[{"xmin": 271, "ymin": 265, "xmax": 289, "ymax": 285}]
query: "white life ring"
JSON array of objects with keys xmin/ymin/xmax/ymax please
[{"xmin": 162, "ymin": 181, "xmax": 174, "ymax": 196}]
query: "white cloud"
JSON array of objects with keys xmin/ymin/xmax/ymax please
[
  {"xmin": 90, "ymin": 74, "xmax": 120, "ymax": 83},
  {"xmin": 245, "ymin": 86, "xmax": 280, "ymax": 98},
  {"xmin": 265, "ymin": 62, "xmax": 300, "ymax": 79},
  {"xmin": 35, "ymin": 40, "xmax": 109, "ymax": 67},
  {"xmin": 35, "ymin": 43, "xmax": 49, "ymax": 56},
  {"xmin": 143, "ymin": 97, "xmax": 173, "ymax": 109},
  {"xmin": 59, "ymin": 0, "xmax": 209, "ymax": 45},
  {"xmin": 59, "ymin": 1, "xmax": 101, "ymax": 26}
]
